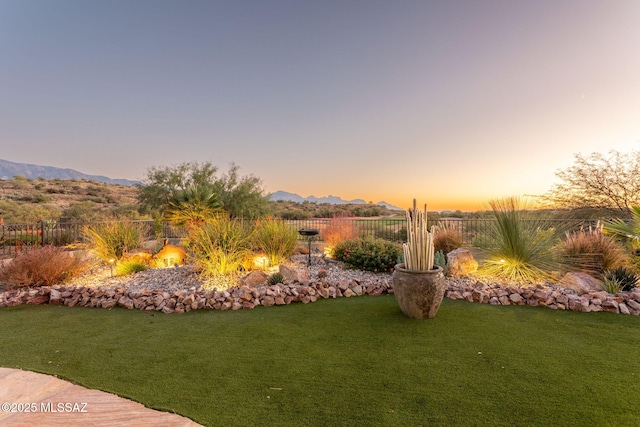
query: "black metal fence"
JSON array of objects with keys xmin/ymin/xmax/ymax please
[{"xmin": 0, "ymin": 217, "xmax": 603, "ymax": 258}]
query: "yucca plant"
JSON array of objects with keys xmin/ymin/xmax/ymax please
[
  {"xmin": 477, "ymin": 197, "xmax": 564, "ymax": 283},
  {"xmin": 403, "ymin": 199, "xmax": 435, "ymax": 271},
  {"xmin": 252, "ymin": 218, "xmax": 299, "ymax": 266},
  {"xmin": 188, "ymin": 217, "xmax": 254, "ymax": 278}
]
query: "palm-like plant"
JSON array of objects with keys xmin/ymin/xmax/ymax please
[
  {"xmin": 603, "ymin": 206, "xmax": 640, "ymax": 250},
  {"xmin": 163, "ymin": 185, "xmax": 224, "ymax": 228}
]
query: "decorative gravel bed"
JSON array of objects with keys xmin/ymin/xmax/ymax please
[{"xmin": 61, "ymin": 254, "xmax": 389, "ymax": 293}]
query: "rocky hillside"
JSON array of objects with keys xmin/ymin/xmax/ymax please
[{"xmin": 0, "ymin": 176, "xmax": 140, "ymax": 223}]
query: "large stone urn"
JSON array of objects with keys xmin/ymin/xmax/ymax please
[{"xmin": 392, "ymin": 263, "xmax": 445, "ymax": 319}]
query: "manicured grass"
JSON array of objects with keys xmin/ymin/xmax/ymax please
[{"xmin": 1, "ymin": 297, "xmax": 640, "ymax": 426}]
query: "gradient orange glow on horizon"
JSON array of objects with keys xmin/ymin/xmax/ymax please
[{"xmin": 1, "ymin": 1, "xmax": 639, "ymax": 212}]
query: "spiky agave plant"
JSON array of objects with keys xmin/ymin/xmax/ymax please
[{"xmin": 402, "ymin": 199, "xmax": 435, "ymax": 271}]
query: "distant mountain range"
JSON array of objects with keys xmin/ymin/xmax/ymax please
[
  {"xmin": 0, "ymin": 159, "xmax": 139, "ymax": 186},
  {"xmin": 269, "ymin": 190, "xmax": 402, "ymax": 211},
  {"xmin": 0, "ymin": 159, "xmax": 403, "ymax": 210}
]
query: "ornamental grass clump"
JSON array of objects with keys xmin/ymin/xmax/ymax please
[
  {"xmin": 115, "ymin": 259, "xmax": 148, "ymax": 276},
  {"xmin": 432, "ymin": 221, "xmax": 463, "ymax": 254},
  {"xmin": 82, "ymin": 220, "xmax": 146, "ymax": 262},
  {"xmin": 188, "ymin": 217, "xmax": 253, "ymax": 278},
  {"xmin": 402, "ymin": 200, "xmax": 435, "ymax": 271},
  {"xmin": 559, "ymin": 227, "xmax": 630, "ymax": 277},
  {"xmin": 322, "ymin": 216, "xmax": 360, "ymax": 247},
  {"xmin": 252, "ymin": 218, "xmax": 298, "ymax": 266}
]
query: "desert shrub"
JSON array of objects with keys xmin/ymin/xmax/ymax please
[
  {"xmin": 322, "ymin": 217, "xmax": 360, "ymax": 247},
  {"xmin": 188, "ymin": 218, "xmax": 254, "ymax": 278},
  {"xmin": 267, "ymin": 272, "xmax": 286, "ymax": 286},
  {"xmin": 0, "ymin": 246, "xmax": 88, "ymax": 288},
  {"xmin": 559, "ymin": 228, "xmax": 629, "ymax": 277},
  {"xmin": 253, "ymin": 218, "xmax": 299, "ymax": 266},
  {"xmin": 476, "ymin": 197, "xmax": 565, "ymax": 283},
  {"xmin": 115, "ymin": 259, "xmax": 148, "ymax": 276},
  {"xmin": 432, "ymin": 222, "xmax": 463, "ymax": 254},
  {"xmin": 602, "ymin": 267, "xmax": 638, "ymax": 293},
  {"xmin": 332, "ymin": 238, "xmax": 401, "ymax": 273},
  {"xmin": 82, "ymin": 221, "xmax": 146, "ymax": 262}
]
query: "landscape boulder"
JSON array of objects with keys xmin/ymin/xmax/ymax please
[
  {"xmin": 239, "ymin": 270, "xmax": 269, "ymax": 288},
  {"xmin": 279, "ymin": 264, "xmax": 309, "ymax": 283},
  {"xmin": 559, "ymin": 272, "xmax": 603, "ymax": 295},
  {"xmin": 153, "ymin": 244, "xmax": 187, "ymax": 267},
  {"xmin": 446, "ymin": 248, "xmax": 478, "ymax": 277}
]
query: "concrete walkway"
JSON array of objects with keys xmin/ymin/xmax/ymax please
[{"xmin": 0, "ymin": 368, "xmax": 202, "ymax": 426}]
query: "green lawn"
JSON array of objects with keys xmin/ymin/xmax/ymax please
[{"xmin": 1, "ymin": 296, "xmax": 639, "ymax": 426}]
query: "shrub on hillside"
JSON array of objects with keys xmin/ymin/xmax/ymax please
[
  {"xmin": 559, "ymin": 228, "xmax": 630, "ymax": 277},
  {"xmin": 0, "ymin": 246, "xmax": 89, "ymax": 288},
  {"xmin": 332, "ymin": 238, "xmax": 401, "ymax": 273}
]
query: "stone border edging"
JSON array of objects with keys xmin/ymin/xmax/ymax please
[
  {"xmin": 1, "ymin": 278, "xmax": 640, "ymax": 315},
  {"xmin": 446, "ymin": 279, "xmax": 640, "ymax": 315},
  {"xmin": 0, "ymin": 278, "xmax": 391, "ymax": 313}
]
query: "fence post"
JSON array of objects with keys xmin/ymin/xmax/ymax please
[{"xmin": 40, "ymin": 221, "xmax": 45, "ymax": 247}]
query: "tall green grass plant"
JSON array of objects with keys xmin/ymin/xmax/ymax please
[
  {"xmin": 252, "ymin": 218, "xmax": 298, "ymax": 266},
  {"xmin": 82, "ymin": 221, "xmax": 145, "ymax": 262},
  {"xmin": 188, "ymin": 218, "xmax": 253, "ymax": 279}
]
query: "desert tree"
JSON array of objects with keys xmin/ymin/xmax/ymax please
[
  {"xmin": 542, "ymin": 150, "xmax": 640, "ymax": 217},
  {"xmin": 136, "ymin": 161, "xmax": 218, "ymax": 215},
  {"xmin": 137, "ymin": 161, "xmax": 270, "ymax": 219}
]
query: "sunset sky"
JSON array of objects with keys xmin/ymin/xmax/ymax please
[{"xmin": 2, "ymin": 0, "xmax": 639, "ymax": 211}]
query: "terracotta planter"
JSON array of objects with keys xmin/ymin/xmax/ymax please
[{"xmin": 392, "ymin": 263, "xmax": 445, "ymax": 319}]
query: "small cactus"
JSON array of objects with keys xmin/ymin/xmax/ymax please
[{"xmin": 267, "ymin": 272, "xmax": 286, "ymax": 286}]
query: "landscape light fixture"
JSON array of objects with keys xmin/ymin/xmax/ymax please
[
  {"xmin": 298, "ymin": 228, "xmax": 319, "ymax": 266},
  {"xmin": 108, "ymin": 258, "xmax": 116, "ymax": 277}
]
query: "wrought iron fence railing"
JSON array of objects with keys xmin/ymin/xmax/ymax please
[{"xmin": 0, "ymin": 217, "xmax": 604, "ymax": 258}]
